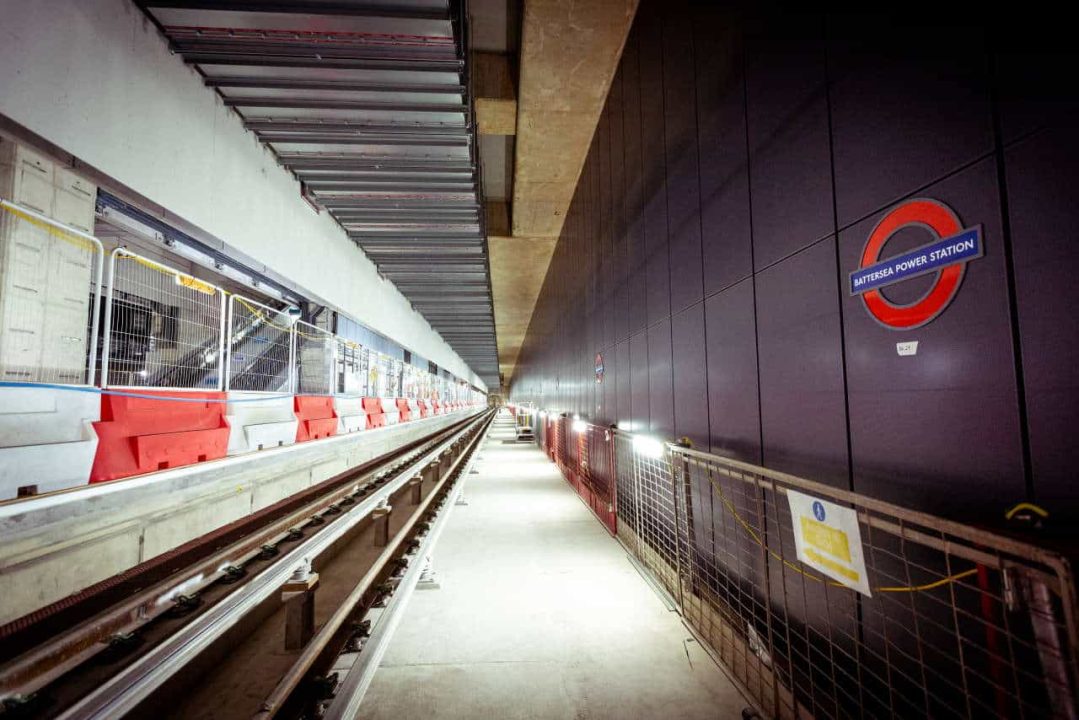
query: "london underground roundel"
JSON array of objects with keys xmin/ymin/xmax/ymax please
[{"xmin": 849, "ymin": 198, "xmax": 984, "ymax": 330}]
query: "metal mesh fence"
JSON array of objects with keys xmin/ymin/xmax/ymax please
[
  {"xmin": 608, "ymin": 436, "xmax": 1079, "ymax": 720},
  {"xmin": 335, "ymin": 339, "xmax": 368, "ymax": 396},
  {"xmin": 225, "ymin": 294, "xmax": 293, "ymax": 393},
  {"xmin": 103, "ymin": 248, "xmax": 225, "ymax": 389},
  {"xmin": 0, "ymin": 201, "xmax": 103, "ymax": 386},
  {"xmin": 294, "ymin": 320, "xmax": 333, "ymax": 396}
]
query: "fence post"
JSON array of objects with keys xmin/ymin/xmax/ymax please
[
  {"xmin": 215, "ymin": 289, "xmax": 226, "ymax": 390},
  {"xmin": 86, "ymin": 240, "xmax": 104, "ymax": 386},
  {"xmin": 288, "ymin": 323, "xmax": 296, "ymax": 394},
  {"xmin": 667, "ymin": 447, "xmax": 685, "ymax": 612},
  {"xmin": 223, "ymin": 295, "xmax": 234, "ymax": 392},
  {"xmin": 1024, "ymin": 573, "xmax": 1079, "ymax": 718},
  {"xmin": 100, "ymin": 248, "xmax": 122, "ymax": 389}
]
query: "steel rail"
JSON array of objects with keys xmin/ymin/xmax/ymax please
[
  {"xmin": 323, "ymin": 412, "xmax": 487, "ymax": 719},
  {"xmin": 0, "ymin": 433, "xmax": 424, "ymax": 699},
  {"xmin": 54, "ymin": 411, "xmax": 491, "ymax": 720},
  {"xmin": 255, "ymin": 410, "xmax": 491, "ymax": 718}
]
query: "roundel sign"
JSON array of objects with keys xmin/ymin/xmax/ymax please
[{"xmin": 849, "ymin": 198, "xmax": 983, "ymax": 330}]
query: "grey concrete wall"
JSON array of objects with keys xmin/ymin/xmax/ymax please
[
  {"xmin": 0, "ymin": 0, "xmax": 484, "ymax": 389},
  {"xmin": 0, "ymin": 412, "xmax": 475, "ymax": 624}
]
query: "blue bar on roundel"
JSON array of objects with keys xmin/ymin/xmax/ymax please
[{"xmin": 849, "ymin": 226, "xmax": 983, "ymax": 296}]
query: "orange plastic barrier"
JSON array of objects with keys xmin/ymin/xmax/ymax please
[
  {"xmin": 295, "ymin": 396, "xmax": 338, "ymax": 442},
  {"xmin": 362, "ymin": 397, "xmax": 385, "ymax": 429},
  {"xmin": 90, "ymin": 391, "xmax": 230, "ymax": 483},
  {"xmin": 396, "ymin": 398, "xmax": 411, "ymax": 422},
  {"xmin": 418, "ymin": 400, "xmax": 429, "ymax": 419}
]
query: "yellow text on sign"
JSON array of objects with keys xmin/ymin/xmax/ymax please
[
  {"xmin": 804, "ymin": 548, "xmax": 860, "ymax": 582},
  {"xmin": 800, "ymin": 517, "xmax": 851, "ymax": 563}
]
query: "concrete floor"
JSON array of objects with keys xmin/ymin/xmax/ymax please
[{"xmin": 359, "ymin": 411, "xmax": 747, "ymax": 719}]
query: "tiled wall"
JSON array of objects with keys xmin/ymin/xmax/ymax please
[{"xmin": 510, "ymin": 1, "xmax": 1079, "ymax": 525}]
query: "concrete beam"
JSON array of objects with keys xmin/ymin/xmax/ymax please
[
  {"xmin": 511, "ymin": 0, "xmax": 638, "ymax": 238},
  {"xmin": 488, "ymin": 235, "xmax": 557, "ymax": 380},
  {"xmin": 485, "ymin": 200, "xmax": 511, "ymax": 236},
  {"xmin": 474, "ymin": 51, "xmax": 517, "ymax": 136},
  {"xmin": 488, "ymin": 0, "xmax": 636, "ymax": 382}
]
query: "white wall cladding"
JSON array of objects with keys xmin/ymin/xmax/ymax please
[{"xmin": 0, "ymin": 0, "xmax": 485, "ymax": 390}]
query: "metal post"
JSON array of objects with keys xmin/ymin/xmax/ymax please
[
  {"xmin": 86, "ymin": 239, "xmax": 104, "ymax": 387},
  {"xmin": 288, "ymin": 324, "xmax": 296, "ymax": 394},
  {"xmin": 100, "ymin": 249, "xmax": 122, "ymax": 389},
  {"xmin": 667, "ymin": 448, "xmax": 685, "ymax": 612},
  {"xmin": 224, "ymin": 295, "xmax": 234, "ymax": 392},
  {"xmin": 216, "ymin": 288, "xmax": 227, "ymax": 391}
]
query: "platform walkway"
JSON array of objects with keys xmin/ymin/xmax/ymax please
[{"xmin": 360, "ymin": 411, "xmax": 746, "ymax": 719}]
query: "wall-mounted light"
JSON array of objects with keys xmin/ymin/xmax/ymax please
[
  {"xmin": 572, "ymin": 417, "xmax": 587, "ymax": 434},
  {"xmin": 617, "ymin": 420, "xmax": 635, "ymax": 432},
  {"xmin": 632, "ymin": 435, "xmax": 665, "ymax": 459}
]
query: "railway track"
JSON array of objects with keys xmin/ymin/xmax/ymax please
[{"xmin": 0, "ymin": 409, "xmax": 495, "ymax": 719}]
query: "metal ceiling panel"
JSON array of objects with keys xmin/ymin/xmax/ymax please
[{"xmin": 139, "ymin": 0, "xmax": 499, "ymax": 388}]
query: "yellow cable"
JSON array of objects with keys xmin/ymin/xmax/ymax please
[
  {"xmin": 1, "ymin": 203, "xmax": 98, "ymax": 253},
  {"xmin": 701, "ymin": 471, "xmax": 978, "ymax": 594}
]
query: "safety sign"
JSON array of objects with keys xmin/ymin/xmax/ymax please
[
  {"xmin": 852, "ymin": 198, "xmax": 983, "ymax": 330},
  {"xmin": 787, "ymin": 489, "xmax": 872, "ymax": 597}
]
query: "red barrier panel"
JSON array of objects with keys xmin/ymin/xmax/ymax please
[
  {"xmin": 91, "ymin": 391, "xmax": 230, "ymax": 483},
  {"xmin": 295, "ymin": 396, "xmax": 338, "ymax": 442},
  {"xmin": 396, "ymin": 398, "xmax": 411, "ymax": 422},
  {"xmin": 418, "ymin": 400, "xmax": 429, "ymax": 419},
  {"xmin": 362, "ymin": 397, "xmax": 385, "ymax": 429}
]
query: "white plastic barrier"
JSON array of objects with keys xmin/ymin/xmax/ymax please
[
  {"xmin": 0, "ymin": 386, "xmax": 99, "ymax": 499},
  {"xmin": 224, "ymin": 391, "xmax": 298, "ymax": 455},
  {"xmin": 381, "ymin": 396, "xmax": 400, "ymax": 425},
  {"xmin": 334, "ymin": 395, "xmax": 366, "ymax": 434}
]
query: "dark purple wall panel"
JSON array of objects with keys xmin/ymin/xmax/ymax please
[
  {"xmin": 695, "ymin": 8, "xmax": 752, "ymax": 296},
  {"xmin": 745, "ymin": 11, "xmax": 833, "ymax": 271},
  {"xmin": 1006, "ymin": 128, "xmax": 1079, "ymax": 521},
  {"xmin": 647, "ymin": 319, "xmax": 675, "ymax": 438},
  {"xmin": 828, "ymin": 13, "xmax": 994, "ymax": 228},
  {"xmin": 671, "ymin": 302, "xmax": 709, "ymax": 450},
  {"xmin": 756, "ymin": 238, "xmax": 849, "ymax": 488},
  {"xmin": 841, "ymin": 159, "xmax": 1025, "ymax": 521},
  {"xmin": 705, "ymin": 278, "xmax": 761, "ymax": 463},
  {"xmin": 630, "ymin": 331, "xmax": 650, "ymax": 431},
  {"xmin": 637, "ymin": 4, "xmax": 671, "ymax": 326},
  {"xmin": 663, "ymin": 0, "xmax": 703, "ymax": 314},
  {"xmin": 621, "ymin": 28, "xmax": 648, "ymax": 337},
  {"xmin": 510, "ymin": 0, "xmax": 1079, "ymax": 525},
  {"xmin": 616, "ymin": 339, "xmax": 631, "ymax": 427}
]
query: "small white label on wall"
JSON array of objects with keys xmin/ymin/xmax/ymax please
[{"xmin": 896, "ymin": 341, "xmax": 919, "ymax": 356}]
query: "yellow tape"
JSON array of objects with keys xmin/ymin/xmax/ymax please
[
  {"xmin": 0, "ymin": 203, "xmax": 98, "ymax": 253},
  {"xmin": 703, "ymin": 471, "xmax": 979, "ymax": 594}
]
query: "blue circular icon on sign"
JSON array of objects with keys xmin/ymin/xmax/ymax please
[{"xmin": 812, "ymin": 501, "xmax": 826, "ymax": 522}]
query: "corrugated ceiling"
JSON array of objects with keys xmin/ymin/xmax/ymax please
[{"xmin": 138, "ymin": 0, "xmax": 500, "ymax": 389}]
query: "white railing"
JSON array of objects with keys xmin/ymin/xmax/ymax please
[
  {"xmin": 0, "ymin": 198, "xmax": 483, "ymax": 404},
  {"xmin": 294, "ymin": 319, "xmax": 335, "ymax": 396},
  {"xmin": 225, "ymin": 294, "xmax": 294, "ymax": 393},
  {"xmin": 102, "ymin": 248, "xmax": 226, "ymax": 390}
]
